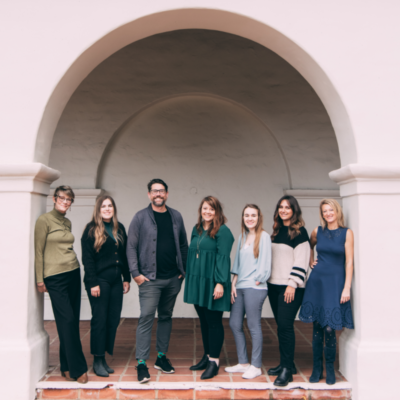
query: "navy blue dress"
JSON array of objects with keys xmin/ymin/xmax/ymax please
[{"xmin": 299, "ymin": 227, "xmax": 354, "ymax": 330}]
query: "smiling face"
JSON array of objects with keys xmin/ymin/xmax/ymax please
[
  {"xmin": 53, "ymin": 191, "xmax": 73, "ymax": 214},
  {"xmin": 321, "ymin": 203, "xmax": 337, "ymax": 225},
  {"xmin": 243, "ymin": 207, "xmax": 259, "ymax": 231},
  {"xmin": 201, "ymin": 202, "xmax": 216, "ymax": 226},
  {"xmin": 278, "ymin": 200, "xmax": 293, "ymax": 224},
  {"xmin": 100, "ymin": 198, "xmax": 114, "ymax": 222},
  {"xmin": 148, "ymin": 183, "xmax": 168, "ymax": 207}
]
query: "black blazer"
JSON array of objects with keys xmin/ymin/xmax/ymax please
[{"xmin": 81, "ymin": 222, "xmax": 131, "ymax": 288}]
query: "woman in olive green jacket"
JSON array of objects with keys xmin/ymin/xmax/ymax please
[
  {"xmin": 184, "ymin": 196, "xmax": 234, "ymax": 380},
  {"xmin": 35, "ymin": 185, "xmax": 88, "ymax": 383}
]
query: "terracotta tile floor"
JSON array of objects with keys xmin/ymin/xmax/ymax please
[{"xmin": 36, "ymin": 318, "xmax": 351, "ymax": 400}]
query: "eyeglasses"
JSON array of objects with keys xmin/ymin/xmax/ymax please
[
  {"xmin": 150, "ymin": 189, "xmax": 167, "ymax": 195},
  {"xmin": 57, "ymin": 195, "xmax": 73, "ymax": 204}
]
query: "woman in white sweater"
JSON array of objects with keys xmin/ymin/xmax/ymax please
[{"xmin": 226, "ymin": 204, "xmax": 271, "ymax": 379}]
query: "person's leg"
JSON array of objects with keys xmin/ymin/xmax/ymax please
[
  {"xmin": 156, "ymin": 275, "xmax": 182, "ymax": 354},
  {"xmin": 309, "ymin": 321, "xmax": 324, "ymax": 382},
  {"xmin": 194, "ymin": 304, "xmax": 210, "ymax": 355},
  {"xmin": 324, "ymin": 325, "xmax": 337, "ymax": 385},
  {"xmin": 267, "ymin": 283, "xmax": 279, "ymax": 321},
  {"xmin": 136, "ymin": 280, "xmax": 162, "ymax": 361},
  {"xmin": 229, "ymin": 289, "xmax": 249, "ymax": 366},
  {"xmin": 243, "ymin": 289, "xmax": 268, "ymax": 368},
  {"xmin": 46, "ymin": 269, "xmax": 88, "ymax": 379},
  {"xmin": 204, "ymin": 308, "xmax": 224, "ymax": 361}
]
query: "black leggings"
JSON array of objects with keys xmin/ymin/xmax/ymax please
[
  {"xmin": 268, "ymin": 283, "xmax": 305, "ymax": 368},
  {"xmin": 312, "ymin": 321, "xmax": 337, "ymax": 348},
  {"xmin": 194, "ymin": 304, "xmax": 224, "ymax": 358}
]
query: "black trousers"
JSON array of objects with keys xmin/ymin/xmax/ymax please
[
  {"xmin": 194, "ymin": 304, "xmax": 224, "ymax": 359},
  {"xmin": 267, "ymin": 283, "xmax": 305, "ymax": 369},
  {"xmin": 86, "ymin": 267, "xmax": 123, "ymax": 356},
  {"xmin": 45, "ymin": 268, "xmax": 88, "ymax": 378}
]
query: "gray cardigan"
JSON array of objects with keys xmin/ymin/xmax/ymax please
[{"xmin": 126, "ymin": 204, "xmax": 188, "ymax": 280}]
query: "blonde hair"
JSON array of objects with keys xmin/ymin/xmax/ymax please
[
  {"xmin": 319, "ymin": 199, "xmax": 345, "ymax": 229},
  {"xmin": 241, "ymin": 204, "xmax": 264, "ymax": 259}
]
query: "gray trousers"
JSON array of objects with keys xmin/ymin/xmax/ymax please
[
  {"xmin": 136, "ymin": 275, "xmax": 182, "ymax": 360},
  {"xmin": 229, "ymin": 288, "xmax": 268, "ymax": 368}
]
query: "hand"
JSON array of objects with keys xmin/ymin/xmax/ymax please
[
  {"xmin": 284, "ymin": 286, "xmax": 296, "ymax": 303},
  {"xmin": 134, "ymin": 275, "xmax": 150, "ymax": 286},
  {"xmin": 340, "ymin": 288, "xmax": 351, "ymax": 303},
  {"xmin": 91, "ymin": 285, "xmax": 100, "ymax": 297},
  {"xmin": 37, "ymin": 283, "xmax": 47, "ymax": 293},
  {"xmin": 231, "ymin": 285, "xmax": 237, "ymax": 304},
  {"xmin": 123, "ymin": 282, "xmax": 130, "ymax": 294},
  {"xmin": 310, "ymin": 259, "xmax": 318, "ymax": 269},
  {"xmin": 255, "ymin": 281, "xmax": 260, "ymax": 286},
  {"xmin": 213, "ymin": 283, "xmax": 224, "ymax": 300},
  {"xmin": 178, "ymin": 275, "xmax": 183, "ymax": 279}
]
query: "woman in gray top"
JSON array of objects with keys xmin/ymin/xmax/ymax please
[{"xmin": 226, "ymin": 204, "xmax": 271, "ymax": 379}]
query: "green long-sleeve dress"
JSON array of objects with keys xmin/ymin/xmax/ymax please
[{"xmin": 184, "ymin": 224, "xmax": 234, "ymax": 312}]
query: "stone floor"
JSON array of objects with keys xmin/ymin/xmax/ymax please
[{"xmin": 36, "ymin": 318, "xmax": 351, "ymax": 399}]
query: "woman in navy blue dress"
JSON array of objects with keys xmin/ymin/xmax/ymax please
[{"xmin": 299, "ymin": 199, "xmax": 354, "ymax": 385}]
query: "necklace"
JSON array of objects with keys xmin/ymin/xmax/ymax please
[{"xmin": 196, "ymin": 231, "xmax": 207, "ymax": 258}]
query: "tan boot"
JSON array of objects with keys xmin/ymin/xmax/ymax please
[
  {"xmin": 61, "ymin": 371, "xmax": 75, "ymax": 381},
  {"xmin": 77, "ymin": 372, "xmax": 88, "ymax": 384}
]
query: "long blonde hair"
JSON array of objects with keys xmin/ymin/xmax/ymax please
[
  {"xmin": 319, "ymin": 199, "xmax": 345, "ymax": 229},
  {"xmin": 241, "ymin": 204, "xmax": 264, "ymax": 259},
  {"xmin": 87, "ymin": 195, "xmax": 123, "ymax": 252}
]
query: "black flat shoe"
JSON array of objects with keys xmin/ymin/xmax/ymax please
[
  {"xmin": 102, "ymin": 357, "xmax": 114, "ymax": 374},
  {"xmin": 267, "ymin": 364, "xmax": 297, "ymax": 376},
  {"xmin": 93, "ymin": 356, "xmax": 109, "ymax": 377},
  {"xmin": 273, "ymin": 367, "xmax": 293, "ymax": 387},
  {"xmin": 200, "ymin": 360, "xmax": 219, "ymax": 380},
  {"xmin": 190, "ymin": 354, "xmax": 209, "ymax": 371}
]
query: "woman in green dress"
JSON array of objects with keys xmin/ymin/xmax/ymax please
[{"xmin": 184, "ymin": 196, "xmax": 234, "ymax": 379}]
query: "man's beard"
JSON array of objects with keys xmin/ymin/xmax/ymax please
[{"xmin": 152, "ymin": 198, "xmax": 165, "ymax": 207}]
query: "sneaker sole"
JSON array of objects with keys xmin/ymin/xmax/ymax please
[
  {"xmin": 154, "ymin": 365, "xmax": 175, "ymax": 374},
  {"xmin": 138, "ymin": 377, "xmax": 151, "ymax": 384}
]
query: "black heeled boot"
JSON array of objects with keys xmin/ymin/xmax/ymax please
[
  {"xmin": 273, "ymin": 367, "xmax": 293, "ymax": 387},
  {"xmin": 267, "ymin": 364, "xmax": 297, "ymax": 376},
  {"xmin": 200, "ymin": 360, "xmax": 219, "ymax": 380},
  {"xmin": 93, "ymin": 355, "xmax": 109, "ymax": 377},
  {"xmin": 190, "ymin": 354, "xmax": 209, "ymax": 371},
  {"xmin": 309, "ymin": 342, "xmax": 324, "ymax": 382},
  {"xmin": 324, "ymin": 347, "xmax": 336, "ymax": 385},
  {"xmin": 102, "ymin": 356, "xmax": 114, "ymax": 374}
]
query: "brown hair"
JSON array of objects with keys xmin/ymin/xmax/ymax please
[
  {"xmin": 196, "ymin": 196, "xmax": 227, "ymax": 239},
  {"xmin": 54, "ymin": 185, "xmax": 75, "ymax": 202},
  {"xmin": 241, "ymin": 204, "xmax": 265, "ymax": 259},
  {"xmin": 87, "ymin": 195, "xmax": 123, "ymax": 252},
  {"xmin": 319, "ymin": 199, "xmax": 346, "ymax": 229},
  {"xmin": 271, "ymin": 195, "xmax": 305, "ymax": 240}
]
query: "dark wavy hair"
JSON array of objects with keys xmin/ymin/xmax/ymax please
[
  {"xmin": 196, "ymin": 196, "xmax": 227, "ymax": 239},
  {"xmin": 271, "ymin": 195, "xmax": 305, "ymax": 240}
]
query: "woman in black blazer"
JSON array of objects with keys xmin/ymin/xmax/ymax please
[{"xmin": 81, "ymin": 195, "xmax": 131, "ymax": 377}]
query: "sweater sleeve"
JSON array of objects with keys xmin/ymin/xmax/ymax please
[
  {"xmin": 126, "ymin": 213, "xmax": 141, "ymax": 278},
  {"xmin": 231, "ymin": 234, "xmax": 242, "ymax": 275},
  {"xmin": 254, "ymin": 232, "xmax": 272, "ymax": 283},
  {"xmin": 288, "ymin": 228, "xmax": 310, "ymax": 288},
  {"xmin": 81, "ymin": 225, "xmax": 100, "ymax": 288},
  {"xmin": 119, "ymin": 224, "xmax": 131, "ymax": 283},
  {"xmin": 214, "ymin": 226, "xmax": 235, "ymax": 286},
  {"xmin": 178, "ymin": 213, "xmax": 189, "ymax": 272},
  {"xmin": 34, "ymin": 215, "xmax": 49, "ymax": 284}
]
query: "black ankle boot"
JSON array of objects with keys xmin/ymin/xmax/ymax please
[
  {"xmin": 102, "ymin": 356, "xmax": 114, "ymax": 374},
  {"xmin": 267, "ymin": 364, "xmax": 297, "ymax": 376},
  {"xmin": 273, "ymin": 367, "xmax": 293, "ymax": 387},
  {"xmin": 93, "ymin": 356, "xmax": 109, "ymax": 377},
  {"xmin": 200, "ymin": 360, "xmax": 219, "ymax": 380},
  {"xmin": 324, "ymin": 347, "xmax": 336, "ymax": 385},
  {"xmin": 309, "ymin": 342, "xmax": 324, "ymax": 382},
  {"xmin": 190, "ymin": 354, "xmax": 209, "ymax": 371}
]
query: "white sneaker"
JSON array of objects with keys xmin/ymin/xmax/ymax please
[
  {"xmin": 225, "ymin": 364, "xmax": 250, "ymax": 373},
  {"xmin": 242, "ymin": 365, "xmax": 262, "ymax": 379}
]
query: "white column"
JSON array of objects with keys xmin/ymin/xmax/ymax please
[
  {"xmin": 44, "ymin": 189, "xmax": 104, "ymax": 320},
  {"xmin": 330, "ymin": 164, "xmax": 400, "ymax": 400},
  {"xmin": 0, "ymin": 163, "xmax": 60, "ymax": 400}
]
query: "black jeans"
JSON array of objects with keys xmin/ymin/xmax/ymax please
[
  {"xmin": 267, "ymin": 283, "xmax": 305, "ymax": 369},
  {"xmin": 194, "ymin": 304, "xmax": 224, "ymax": 359},
  {"xmin": 86, "ymin": 267, "xmax": 123, "ymax": 356},
  {"xmin": 45, "ymin": 268, "xmax": 88, "ymax": 379}
]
